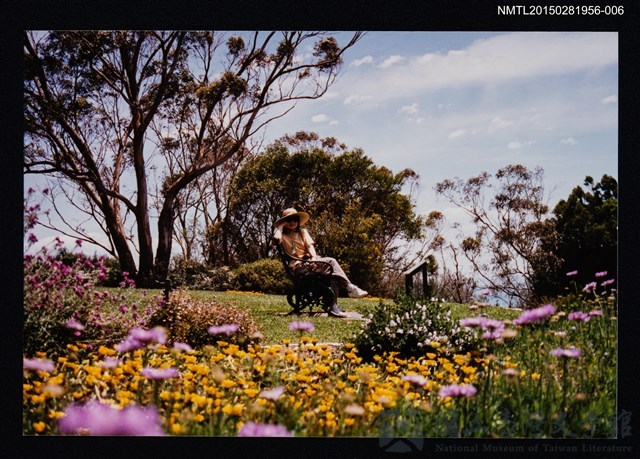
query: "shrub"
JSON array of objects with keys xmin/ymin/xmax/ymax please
[
  {"xmin": 169, "ymin": 257, "xmax": 235, "ymax": 291},
  {"xmin": 352, "ymin": 296, "xmax": 478, "ymax": 360},
  {"xmin": 147, "ymin": 290, "xmax": 260, "ymax": 348},
  {"xmin": 232, "ymin": 258, "xmax": 291, "ymax": 294},
  {"xmin": 23, "ymin": 249, "xmax": 163, "ymax": 357}
]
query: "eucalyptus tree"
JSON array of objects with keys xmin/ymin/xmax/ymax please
[
  {"xmin": 24, "ymin": 30, "xmax": 363, "ymax": 284},
  {"xmin": 435, "ymin": 164, "xmax": 559, "ymax": 306}
]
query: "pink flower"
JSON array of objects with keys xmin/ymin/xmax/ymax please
[
  {"xmin": 288, "ymin": 321, "xmax": 314, "ymax": 333},
  {"xmin": 550, "ymin": 347, "xmax": 582, "ymax": 359},
  {"xmin": 439, "ymin": 384, "xmax": 477, "ymax": 399},
  {"xmin": 568, "ymin": 311, "xmax": 590, "ymax": 322},
  {"xmin": 23, "ymin": 358, "xmax": 55, "ymax": 373},
  {"xmin": 65, "ymin": 319, "xmax": 85, "ymax": 331},
  {"xmin": 513, "ymin": 304, "xmax": 556, "ymax": 326},
  {"xmin": 208, "ymin": 324, "xmax": 239, "ymax": 336},
  {"xmin": 238, "ymin": 422, "xmax": 293, "ymax": 437},
  {"xmin": 259, "ymin": 386, "xmax": 286, "ymax": 401},
  {"xmin": 566, "ymin": 270, "xmax": 578, "ymax": 277},
  {"xmin": 401, "ymin": 374, "xmax": 428, "ymax": 387},
  {"xmin": 141, "ymin": 367, "xmax": 180, "ymax": 380},
  {"xmin": 58, "ymin": 400, "xmax": 165, "ymax": 436},
  {"xmin": 583, "ymin": 282, "xmax": 598, "ymax": 292},
  {"xmin": 595, "ymin": 271, "xmax": 608, "ymax": 278}
]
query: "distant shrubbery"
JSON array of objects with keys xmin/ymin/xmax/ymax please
[
  {"xmin": 147, "ymin": 290, "xmax": 260, "ymax": 348},
  {"xmin": 232, "ymin": 258, "xmax": 291, "ymax": 294},
  {"xmin": 169, "ymin": 257, "xmax": 234, "ymax": 291}
]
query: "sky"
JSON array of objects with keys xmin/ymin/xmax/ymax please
[
  {"xmin": 263, "ymin": 31, "xmax": 618, "ymax": 227},
  {"xmin": 24, "ymin": 31, "xmax": 618, "ymax": 259}
]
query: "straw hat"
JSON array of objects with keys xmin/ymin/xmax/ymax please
[{"xmin": 274, "ymin": 207, "xmax": 310, "ymax": 227}]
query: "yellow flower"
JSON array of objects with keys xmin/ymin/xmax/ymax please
[
  {"xmin": 221, "ymin": 379, "xmax": 236, "ymax": 389},
  {"xmin": 98, "ymin": 346, "xmax": 115, "ymax": 356},
  {"xmin": 222, "ymin": 404, "xmax": 244, "ymax": 416},
  {"xmin": 171, "ymin": 423, "xmax": 182, "ymax": 434},
  {"xmin": 243, "ymin": 388, "xmax": 259, "ymax": 398},
  {"xmin": 33, "ymin": 422, "xmax": 46, "ymax": 433},
  {"xmin": 531, "ymin": 373, "xmax": 541, "ymax": 380},
  {"xmin": 344, "ymin": 418, "xmax": 356, "ymax": 427}
]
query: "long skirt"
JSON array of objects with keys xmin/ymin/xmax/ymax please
[{"xmin": 292, "ymin": 256, "xmax": 351, "ymax": 289}]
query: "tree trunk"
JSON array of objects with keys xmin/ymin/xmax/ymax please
[{"xmin": 155, "ymin": 191, "xmax": 177, "ymax": 282}]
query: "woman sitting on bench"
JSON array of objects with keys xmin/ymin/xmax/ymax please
[{"xmin": 272, "ymin": 207, "xmax": 368, "ymax": 317}]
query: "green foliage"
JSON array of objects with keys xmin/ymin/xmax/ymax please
[
  {"xmin": 169, "ymin": 256, "xmax": 234, "ymax": 291},
  {"xmin": 352, "ymin": 296, "xmax": 478, "ymax": 361},
  {"xmin": 219, "ymin": 136, "xmax": 426, "ymax": 295},
  {"xmin": 232, "ymin": 258, "xmax": 292, "ymax": 294},
  {"xmin": 147, "ymin": 291, "xmax": 260, "ymax": 348},
  {"xmin": 535, "ymin": 175, "xmax": 617, "ymax": 297}
]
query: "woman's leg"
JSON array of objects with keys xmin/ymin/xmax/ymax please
[{"xmin": 315, "ymin": 256, "xmax": 367, "ymax": 299}]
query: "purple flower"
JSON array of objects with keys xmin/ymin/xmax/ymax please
[
  {"xmin": 601, "ymin": 279, "xmax": 615, "ymax": 287},
  {"xmin": 129, "ymin": 327, "xmax": 167, "ymax": 345},
  {"xmin": 566, "ymin": 270, "xmax": 578, "ymax": 277},
  {"xmin": 595, "ymin": 271, "xmax": 608, "ymax": 278},
  {"xmin": 58, "ymin": 400, "xmax": 165, "ymax": 436},
  {"xmin": 115, "ymin": 338, "xmax": 144, "ymax": 353},
  {"xmin": 401, "ymin": 374, "xmax": 428, "ymax": 387},
  {"xmin": 438, "ymin": 384, "xmax": 477, "ymax": 399},
  {"xmin": 208, "ymin": 324, "xmax": 239, "ymax": 336},
  {"xmin": 99, "ymin": 357, "xmax": 122, "ymax": 369},
  {"xmin": 583, "ymin": 282, "xmax": 597, "ymax": 292},
  {"xmin": 28, "ymin": 233, "xmax": 38, "ymax": 244},
  {"xmin": 172, "ymin": 342, "xmax": 193, "ymax": 353},
  {"xmin": 550, "ymin": 347, "xmax": 582, "ymax": 359},
  {"xmin": 259, "ymin": 386, "xmax": 286, "ymax": 401},
  {"xmin": 568, "ymin": 311, "xmax": 590, "ymax": 322},
  {"xmin": 237, "ymin": 422, "xmax": 293, "ymax": 437},
  {"xmin": 460, "ymin": 317, "xmax": 486, "ymax": 328},
  {"xmin": 513, "ymin": 304, "xmax": 556, "ymax": 326},
  {"xmin": 482, "ymin": 330, "xmax": 504, "ymax": 340},
  {"xmin": 141, "ymin": 367, "xmax": 180, "ymax": 380},
  {"xmin": 589, "ymin": 310, "xmax": 603, "ymax": 317},
  {"xmin": 65, "ymin": 319, "xmax": 85, "ymax": 331},
  {"xmin": 116, "ymin": 326, "xmax": 167, "ymax": 352},
  {"xmin": 288, "ymin": 321, "xmax": 315, "ymax": 333},
  {"xmin": 23, "ymin": 358, "xmax": 55, "ymax": 373}
]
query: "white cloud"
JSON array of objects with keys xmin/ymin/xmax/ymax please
[
  {"xmin": 490, "ymin": 117, "xmax": 514, "ymax": 130},
  {"xmin": 351, "ymin": 55, "xmax": 373, "ymax": 67},
  {"xmin": 379, "ymin": 55, "xmax": 405, "ymax": 68},
  {"xmin": 561, "ymin": 137, "xmax": 578, "ymax": 145},
  {"xmin": 346, "ymin": 32, "xmax": 617, "ymax": 101},
  {"xmin": 601, "ymin": 95, "xmax": 617, "ymax": 104},
  {"xmin": 329, "ymin": 120, "xmax": 339, "ymax": 126},
  {"xmin": 311, "ymin": 114, "xmax": 329, "ymax": 123},
  {"xmin": 507, "ymin": 140, "xmax": 535, "ymax": 150},
  {"xmin": 343, "ymin": 94, "xmax": 374, "ymax": 105},
  {"xmin": 398, "ymin": 103, "xmax": 419, "ymax": 115},
  {"xmin": 448, "ymin": 129, "xmax": 466, "ymax": 139}
]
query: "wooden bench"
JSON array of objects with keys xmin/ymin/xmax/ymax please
[{"xmin": 276, "ymin": 243, "xmax": 336, "ymax": 315}]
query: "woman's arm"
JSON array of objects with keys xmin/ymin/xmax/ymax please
[
  {"xmin": 272, "ymin": 223, "xmax": 285, "ymax": 245},
  {"xmin": 302, "ymin": 229, "xmax": 318, "ymax": 258}
]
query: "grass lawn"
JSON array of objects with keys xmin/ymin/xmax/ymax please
[{"xmin": 149, "ymin": 289, "xmax": 521, "ymax": 345}]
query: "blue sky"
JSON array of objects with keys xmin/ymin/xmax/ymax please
[
  {"xmin": 25, "ymin": 31, "xmax": 618, "ymax": 256},
  {"xmin": 263, "ymin": 31, "xmax": 618, "ymax": 226}
]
